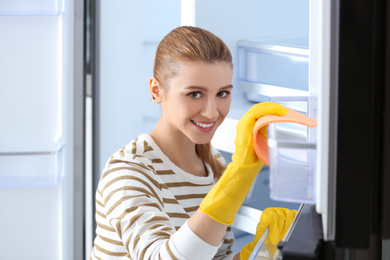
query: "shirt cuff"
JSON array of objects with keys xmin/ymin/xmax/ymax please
[{"xmin": 170, "ymin": 220, "xmax": 220, "ymax": 260}]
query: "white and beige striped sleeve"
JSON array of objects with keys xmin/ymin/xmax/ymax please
[
  {"xmin": 97, "ymin": 159, "xmax": 220, "ymax": 260},
  {"xmin": 98, "ymin": 158, "xmax": 178, "ymax": 259}
]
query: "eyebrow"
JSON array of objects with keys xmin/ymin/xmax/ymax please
[{"xmin": 184, "ymin": 84, "xmax": 233, "ymax": 91}]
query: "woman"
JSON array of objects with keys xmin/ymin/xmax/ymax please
[{"xmin": 90, "ymin": 26, "xmax": 296, "ymax": 260}]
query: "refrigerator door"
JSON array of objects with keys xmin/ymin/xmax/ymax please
[
  {"xmin": 334, "ymin": 0, "xmax": 387, "ymax": 250},
  {"xmin": 280, "ymin": 0, "xmax": 390, "ymax": 258},
  {"xmin": 310, "ymin": 0, "xmax": 339, "ymax": 242},
  {"xmin": 0, "ymin": 0, "xmax": 85, "ymax": 259}
]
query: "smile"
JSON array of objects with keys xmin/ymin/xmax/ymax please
[{"xmin": 192, "ymin": 120, "xmax": 215, "ymax": 128}]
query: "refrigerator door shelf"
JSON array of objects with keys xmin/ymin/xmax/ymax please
[
  {"xmin": 268, "ymin": 122, "xmax": 317, "ymax": 204},
  {"xmin": 0, "ymin": 0, "xmax": 64, "ymax": 16},
  {"xmin": 266, "ymin": 97, "xmax": 317, "ymax": 204},
  {"xmin": 238, "ymin": 37, "xmax": 309, "ymax": 103},
  {"xmin": 0, "ymin": 10, "xmax": 65, "ymax": 187},
  {"xmin": 0, "ymin": 143, "xmax": 65, "ymax": 188},
  {"xmin": 269, "ymin": 139, "xmax": 316, "ymax": 150}
]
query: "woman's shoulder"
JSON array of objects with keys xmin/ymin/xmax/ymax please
[
  {"xmin": 98, "ymin": 134, "xmax": 164, "ymax": 189},
  {"xmin": 108, "ymin": 134, "xmax": 158, "ymax": 161},
  {"xmin": 101, "ymin": 134, "xmax": 162, "ymax": 175}
]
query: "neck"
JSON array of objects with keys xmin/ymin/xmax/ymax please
[{"xmin": 149, "ymin": 121, "xmax": 207, "ymax": 177}]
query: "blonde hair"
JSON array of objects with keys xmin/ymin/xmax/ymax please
[{"xmin": 153, "ymin": 26, "xmax": 232, "ymax": 178}]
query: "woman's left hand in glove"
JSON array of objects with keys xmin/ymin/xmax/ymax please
[{"xmin": 240, "ymin": 207, "xmax": 297, "ymax": 260}]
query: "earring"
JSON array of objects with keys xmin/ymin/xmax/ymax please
[{"xmin": 152, "ymin": 96, "xmax": 155, "ymax": 100}]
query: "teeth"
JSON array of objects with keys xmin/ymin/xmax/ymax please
[{"xmin": 193, "ymin": 121, "xmax": 214, "ymax": 128}]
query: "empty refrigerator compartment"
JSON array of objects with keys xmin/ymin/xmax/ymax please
[
  {"xmin": 0, "ymin": 0, "xmax": 64, "ymax": 16},
  {"xmin": 268, "ymin": 122, "xmax": 317, "ymax": 203},
  {"xmin": 267, "ymin": 97, "xmax": 317, "ymax": 203},
  {"xmin": 238, "ymin": 37, "xmax": 309, "ymax": 102}
]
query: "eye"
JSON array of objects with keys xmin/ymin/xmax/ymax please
[
  {"xmin": 217, "ymin": 91, "xmax": 231, "ymax": 98},
  {"xmin": 188, "ymin": 92, "xmax": 202, "ymax": 99}
]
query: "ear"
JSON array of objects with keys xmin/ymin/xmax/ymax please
[{"xmin": 149, "ymin": 77, "xmax": 163, "ymax": 103}]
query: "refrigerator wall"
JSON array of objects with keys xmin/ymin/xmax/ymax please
[{"xmin": 97, "ymin": 0, "xmax": 181, "ymax": 173}]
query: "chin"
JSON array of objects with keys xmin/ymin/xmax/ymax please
[
  {"xmin": 187, "ymin": 126, "xmax": 219, "ymax": 145},
  {"xmin": 195, "ymin": 140, "xmax": 211, "ymax": 145},
  {"xmin": 192, "ymin": 135, "xmax": 214, "ymax": 145}
]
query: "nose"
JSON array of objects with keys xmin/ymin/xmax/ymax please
[{"xmin": 201, "ymin": 97, "xmax": 219, "ymax": 119}]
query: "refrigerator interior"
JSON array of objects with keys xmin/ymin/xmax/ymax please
[
  {"xmin": 94, "ymin": 0, "xmax": 310, "ymax": 255},
  {"xmin": 96, "ymin": 0, "xmax": 310, "ymax": 180}
]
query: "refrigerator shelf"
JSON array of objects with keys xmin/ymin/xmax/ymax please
[
  {"xmin": 237, "ymin": 37, "xmax": 309, "ymax": 103},
  {"xmin": 0, "ymin": 144, "xmax": 65, "ymax": 188},
  {"xmin": 0, "ymin": 0, "xmax": 64, "ymax": 16}
]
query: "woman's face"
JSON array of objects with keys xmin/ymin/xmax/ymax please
[{"xmin": 158, "ymin": 61, "xmax": 233, "ymax": 145}]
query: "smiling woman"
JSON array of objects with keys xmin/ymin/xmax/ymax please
[
  {"xmin": 151, "ymin": 26, "xmax": 234, "ymax": 180},
  {"xmin": 150, "ymin": 61, "xmax": 233, "ymax": 170},
  {"xmin": 90, "ymin": 26, "xmax": 296, "ymax": 260}
]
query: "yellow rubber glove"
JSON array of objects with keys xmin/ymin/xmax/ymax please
[
  {"xmin": 199, "ymin": 102, "xmax": 288, "ymax": 225},
  {"xmin": 240, "ymin": 208, "xmax": 297, "ymax": 260}
]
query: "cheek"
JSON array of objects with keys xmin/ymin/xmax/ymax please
[
  {"xmin": 219, "ymin": 100, "xmax": 231, "ymax": 119},
  {"xmin": 177, "ymin": 99, "xmax": 198, "ymax": 114},
  {"xmin": 166, "ymin": 97, "xmax": 197, "ymax": 120}
]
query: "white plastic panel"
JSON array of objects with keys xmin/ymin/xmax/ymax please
[{"xmin": 0, "ymin": 14, "xmax": 64, "ymax": 187}]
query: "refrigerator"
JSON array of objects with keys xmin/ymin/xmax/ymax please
[
  {"xmin": 1, "ymin": 0, "xmax": 389, "ymax": 259},
  {"xmin": 0, "ymin": 0, "xmax": 85, "ymax": 259}
]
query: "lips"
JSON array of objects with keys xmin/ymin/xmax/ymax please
[{"xmin": 192, "ymin": 120, "xmax": 215, "ymax": 129}]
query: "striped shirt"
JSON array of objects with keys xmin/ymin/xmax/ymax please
[{"xmin": 90, "ymin": 134, "xmax": 235, "ymax": 260}]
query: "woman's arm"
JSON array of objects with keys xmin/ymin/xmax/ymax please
[
  {"xmin": 195, "ymin": 102, "xmax": 289, "ymax": 259},
  {"xmin": 188, "ymin": 210, "xmax": 228, "ymax": 246},
  {"xmin": 97, "ymin": 159, "xmax": 225, "ymax": 260}
]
